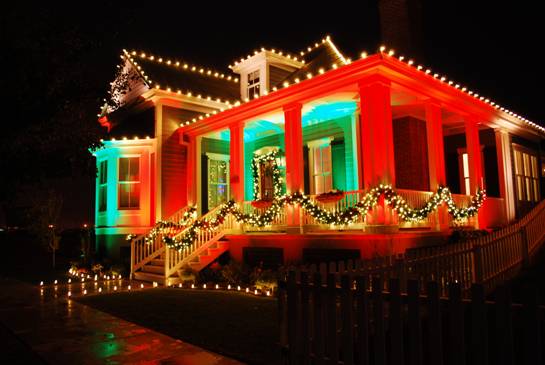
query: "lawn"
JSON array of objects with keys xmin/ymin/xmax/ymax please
[{"xmin": 77, "ymin": 288, "xmax": 281, "ymax": 365}]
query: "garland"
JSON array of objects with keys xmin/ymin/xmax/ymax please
[
  {"xmin": 162, "ymin": 186, "xmax": 486, "ymax": 250},
  {"xmin": 126, "ymin": 207, "xmax": 197, "ymax": 243},
  {"xmin": 251, "ymin": 149, "xmax": 283, "ymax": 200}
]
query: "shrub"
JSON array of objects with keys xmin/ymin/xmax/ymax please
[
  {"xmin": 221, "ymin": 260, "xmax": 250, "ymax": 285},
  {"xmin": 251, "ymin": 268, "xmax": 278, "ymax": 291},
  {"xmin": 178, "ymin": 264, "xmax": 196, "ymax": 283}
]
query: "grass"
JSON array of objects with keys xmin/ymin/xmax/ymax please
[{"xmin": 77, "ymin": 288, "xmax": 281, "ymax": 365}]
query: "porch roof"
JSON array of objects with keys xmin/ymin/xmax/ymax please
[{"xmin": 178, "ymin": 47, "xmax": 544, "ymax": 139}]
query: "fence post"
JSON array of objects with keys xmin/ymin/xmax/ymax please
[
  {"xmin": 470, "ymin": 284, "xmax": 488, "ymax": 365},
  {"xmin": 427, "ymin": 281, "xmax": 443, "ymax": 365},
  {"xmin": 130, "ymin": 238, "xmax": 135, "ymax": 279},
  {"xmin": 372, "ymin": 276, "xmax": 386, "ymax": 365},
  {"xmin": 300, "ymin": 271, "xmax": 310, "ymax": 365},
  {"xmin": 407, "ymin": 280, "xmax": 423, "ymax": 365},
  {"xmin": 341, "ymin": 275, "xmax": 354, "ymax": 365},
  {"xmin": 278, "ymin": 278, "xmax": 288, "ymax": 362},
  {"xmin": 494, "ymin": 283, "xmax": 514, "ymax": 365},
  {"xmin": 389, "ymin": 278, "xmax": 404, "ymax": 365},
  {"xmin": 448, "ymin": 282, "xmax": 465, "ymax": 365},
  {"xmin": 355, "ymin": 276, "xmax": 369, "ymax": 365},
  {"xmin": 522, "ymin": 286, "xmax": 542, "ymax": 365},
  {"xmin": 326, "ymin": 273, "xmax": 338, "ymax": 365},
  {"xmin": 520, "ymin": 225, "xmax": 529, "ymax": 268},
  {"xmin": 472, "ymin": 243, "xmax": 483, "ymax": 284},
  {"xmin": 287, "ymin": 270, "xmax": 299, "ymax": 365},
  {"xmin": 313, "ymin": 272, "xmax": 325, "ymax": 365}
]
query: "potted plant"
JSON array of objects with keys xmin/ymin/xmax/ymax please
[{"xmin": 315, "ymin": 189, "xmax": 345, "ymax": 204}]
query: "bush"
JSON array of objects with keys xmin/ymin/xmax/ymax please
[
  {"xmin": 221, "ymin": 260, "xmax": 250, "ymax": 285},
  {"xmin": 250, "ymin": 267, "xmax": 278, "ymax": 291}
]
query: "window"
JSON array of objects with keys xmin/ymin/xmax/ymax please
[
  {"xmin": 98, "ymin": 160, "xmax": 107, "ymax": 212},
  {"xmin": 513, "ymin": 147, "xmax": 540, "ymax": 202},
  {"xmin": 247, "ymin": 70, "xmax": 260, "ymax": 99},
  {"xmin": 458, "ymin": 148, "xmax": 485, "ymax": 195},
  {"xmin": 309, "ymin": 141, "xmax": 332, "ymax": 194},
  {"xmin": 118, "ymin": 157, "xmax": 140, "ymax": 209},
  {"xmin": 207, "ymin": 156, "xmax": 229, "ymax": 209}
]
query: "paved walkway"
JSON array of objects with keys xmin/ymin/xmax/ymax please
[{"xmin": 0, "ymin": 278, "xmax": 244, "ymax": 364}]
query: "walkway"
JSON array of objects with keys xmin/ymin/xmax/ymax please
[{"xmin": 0, "ymin": 278, "xmax": 243, "ymax": 364}]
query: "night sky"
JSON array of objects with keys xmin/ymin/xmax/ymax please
[{"xmin": 2, "ymin": 1, "xmax": 543, "ymax": 228}]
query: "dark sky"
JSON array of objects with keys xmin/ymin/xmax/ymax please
[
  {"xmin": 91, "ymin": 1, "xmax": 543, "ymax": 122},
  {"xmin": 3, "ymin": 1, "xmax": 543, "ymax": 228}
]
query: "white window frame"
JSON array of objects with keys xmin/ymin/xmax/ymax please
[
  {"xmin": 118, "ymin": 156, "xmax": 141, "ymax": 210},
  {"xmin": 98, "ymin": 159, "xmax": 108, "ymax": 212},
  {"xmin": 308, "ymin": 138, "xmax": 333, "ymax": 195},
  {"xmin": 247, "ymin": 69, "xmax": 260, "ymax": 99},
  {"xmin": 206, "ymin": 153, "xmax": 230, "ymax": 209},
  {"xmin": 513, "ymin": 144, "xmax": 540, "ymax": 202}
]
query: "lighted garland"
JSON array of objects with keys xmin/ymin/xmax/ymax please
[
  {"xmin": 126, "ymin": 207, "xmax": 197, "ymax": 243},
  {"xmin": 251, "ymin": 149, "xmax": 283, "ymax": 200},
  {"xmin": 163, "ymin": 186, "xmax": 486, "ymax": 250}
]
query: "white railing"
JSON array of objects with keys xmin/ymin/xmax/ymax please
[
  {"xmin": 397, "ymin": 189, "xmax": 435, "ymax": 228},
  {"xmin": 241, "ymin": 201, "xmax": 287, "ymax": 230},
  {"xmin": 130, "ymin": 205, "xmax": 194, "ymax": 278},
  {"xmin": 164, "ymin": 205, "xmax": 237, "ymax": 278},
  {"xmin": 130, "ymin": 232, "xmax": 164, "ymax": 274},
  {"xmin": 303, "ymin": 190, "xmax": 366, "ymax": 227}
]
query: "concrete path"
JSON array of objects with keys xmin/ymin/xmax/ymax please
[{"xmin": 0, "ymin": 278, "xmax": 244, "ymax": 364}]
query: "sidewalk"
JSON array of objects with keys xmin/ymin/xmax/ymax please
[{"xmin": 0, "ymin": 278, "xmax": 244, "ymax": 364}]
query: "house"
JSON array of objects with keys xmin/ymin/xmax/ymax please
[{"xmin": 94, "ymin": 36, "xmax": 545, "ymax": 283}]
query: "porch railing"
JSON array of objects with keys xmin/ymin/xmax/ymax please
[
  {"xmin": 164, "ymin": 204, "xmax": 237, "ymax": 278},
  {"xmin": 241, "ymin": 201, "xmax": 288, "ymax": 229},
  {"xmin": 130, "ymin": 205, "xmax": 194, "ymax": 278}
]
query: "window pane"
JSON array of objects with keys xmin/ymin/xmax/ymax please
[
  {"xmin": 516, "ymin": 176, "xmax": 523, "ymax": 200},
  {"xmin": 324, "ymin": 175, "xmax": 332, "ymax": 192},
  {"xmin": 119, "ymin": 184, "xmax": 130, "ymax": 208},
  {"xmin": 315, "ymin": 176, "xmax": 324, "ymax": 194},
  {"xmin": 322, "ymin": 146, "xmax": 332, "ymax": 173},
  {"xmin": 129, "ymin": 183, "xmax": 140, "ymax": 208},
  {"xmin": 531, "ymin": 156, "xmax": 538, "ymax": 178},
  {"xmin": 99, "ymin": 186, "xmax": 107, "ymax": 212},
  {"xmin": 465, "ymin": 177, "xmax": 471, "ymax": 196},
  {"xmin": 525, "ymin": 177, "xmax": 532, "ymax": 201},
  {"xmin": 313, "ymin": 148, "xmax": 322, "ymax": 174},
  {"xmin": 217, "ymin": 161, "xmax": 227, "ymax": 183},
  {"xmin": 100, "ymin": 161, "xmax": 108, "ymax": 184},
  {"xmin": 128, "ymin": 157, "xmax": 139, "ymax": 181},
  {"xmin": 523, "ymin": 153, "xmax": 531, "ymax": 177},
  {"xmin": 534, "ymin": 180, "xmax": 540, "ymax": 202},
  {"xmin": 119, "ymin": 158, "xmax": 129, "ymax": 181},
  {"xmin": 514, "ymin": 151, "xmax": 521, "ymax": 174}
]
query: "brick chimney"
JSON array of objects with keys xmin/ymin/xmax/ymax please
[{"xmin": 378, "ymin": 0, "xmax": 423, "ymax": 58}]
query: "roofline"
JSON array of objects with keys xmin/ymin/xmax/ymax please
[{"xmin": 179, "ymin": 52, "xmax": 543, "ymax": 138}]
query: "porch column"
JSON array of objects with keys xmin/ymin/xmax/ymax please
[
  {"xmin": 465, "ymin": 116, "xmax": 485, "ymax": 228},
  {"xmin": 495, "ymin": 128, "xmax": 516, "ymax": 223},
  {"xmin": 229, "ymin": 123, "xmax": 245, "ymax": 203},
  {"xmin": 358, "ymin": 76, "xmax": 398, "ymax": 230},
  {"xmin": 186, "ymin": 135, "xmax": 197, "ymax": 207},
  {"xmin": 425, "ymin": 101, "xmax": 448, "ymax": 229},
  {"xmin": 284, "ymin": 103, "xmax": 304, "ymax": 233}
]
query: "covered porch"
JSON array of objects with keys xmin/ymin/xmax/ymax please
[{"xmin": 183, "ymin": 73, "xmax": 507, "ymax": 233}]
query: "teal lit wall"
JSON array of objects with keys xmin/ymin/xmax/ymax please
[{"xmin": 242, "ymin": 111, "xmax": 358, "ymax": 200}]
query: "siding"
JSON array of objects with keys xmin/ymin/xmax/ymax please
[
  {"xmin": 161, "ymin": 106, "xmax": 200, "ymax": 217},
  {"xmin": 269, "ymin": 65, "xmax": 292, "ymax": 88}
]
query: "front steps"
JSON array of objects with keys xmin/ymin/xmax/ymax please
[{"xmin": 133, "ymin": 240, "xmax": 229, "ymax": 285}]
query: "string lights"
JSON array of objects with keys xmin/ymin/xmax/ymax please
[{"xmin": 161, "ymin": 186, "xmax": 486, "ymax": 250}]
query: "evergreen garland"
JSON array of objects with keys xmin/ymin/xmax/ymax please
[{"xmin": 161, "ymin": 185, "xmax": 486, "ymax": 250}]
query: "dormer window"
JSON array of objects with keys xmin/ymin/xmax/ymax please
[{"xmin": 247, "ymin": 70, "xmax": 260, "ymax": 98}]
